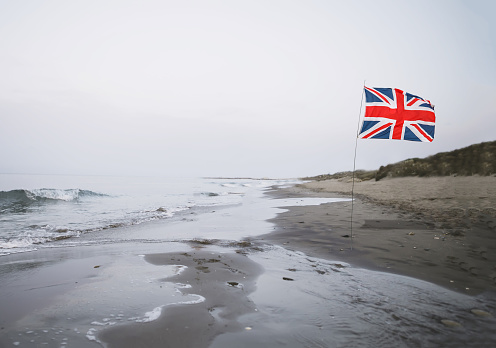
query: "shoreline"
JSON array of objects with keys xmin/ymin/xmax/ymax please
[
  {"xmin": 263, "ymin": 176, "xmax": 496, "ymax": 296},
  {"xmin": 1, "ymin": 177, "xmax": 496, "ymax": 347}
]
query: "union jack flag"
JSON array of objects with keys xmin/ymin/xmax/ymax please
[{"xmin": 358, "ymin": 87, "xmax": 435, "ymax": 142}]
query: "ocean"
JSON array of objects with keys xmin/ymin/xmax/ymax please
[{"xmin": 0, "ymin": 174, "xmax": 304, "ymax": 256}]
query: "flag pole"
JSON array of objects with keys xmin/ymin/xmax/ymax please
[{"xmin": 350, "ymin": 83, "xmax": 365, "ymax": 250}]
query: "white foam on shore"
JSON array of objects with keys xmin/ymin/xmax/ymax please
[
  {"xmin": 131, "ymin": 276, "xmax": 206, "ymax": 324},
  {"xmin": 136, "ymin": 306, "xmax": 163, "ymax": 323},
  {"xmin": 174, "ymin": 265, "xmax": 188, "ymax": 275},
  {"xmin": 132, "ymin": 293, "xmax": 206, "ymax": 324},
  {"xmin": 90, "ymin": 320, "xmax": 116, "ymax": 326},
  {"xmin": 178, "ymin": 294, "xmax": 205, "ymax": 305},
  {"xmin": 175, "ymin": 283, "xmax": 192, "ymax": 289},
  {"xmin": 86, "ymin": 328, "xmax": 100, "ymax": 343}
]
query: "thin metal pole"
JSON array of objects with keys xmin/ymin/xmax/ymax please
[{"xmin": 350, "ymin": 84, "xmax": 365, "ymax": 250}]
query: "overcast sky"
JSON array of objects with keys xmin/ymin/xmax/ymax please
[{"xmin": 1, "ymin": 0, "xmax": 495, "ymax": 178}]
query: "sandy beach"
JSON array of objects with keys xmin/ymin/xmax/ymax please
[
  {"xmin": 1, "ymin": 176, "xmax": 496, "ymax": 347},
  {"xmin": 264, "ymin": 176, "xmax": 496, "ymax": 295}
]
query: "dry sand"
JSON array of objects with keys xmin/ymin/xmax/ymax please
[{"xmin": 264, "ymin": 176, "xmax": 496, "ymax": 295}]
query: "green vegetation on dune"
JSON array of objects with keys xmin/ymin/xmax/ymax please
[{"xmin": 305, "ymin": 140, "xmax": 496, "ymax": 182}]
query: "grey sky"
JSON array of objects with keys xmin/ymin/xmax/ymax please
[{"xmin": 1, "ymin": 0, "xmax": 495, "ymax": 178}]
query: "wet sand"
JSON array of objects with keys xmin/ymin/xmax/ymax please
[
  {"xmin": 99, "ymin": 249, "xmax": 263, "ymax": 348},
  {"xmin": 264, "ymin": 176, "xmax": 496, "ymax": 295}
]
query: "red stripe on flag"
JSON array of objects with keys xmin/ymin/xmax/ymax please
[{"xmin": 407, "ymin": 98, "xmax": 419, "ymax": 107}]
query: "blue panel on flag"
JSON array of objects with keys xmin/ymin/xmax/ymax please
[
  {"xmin": 370, "ymin": 127, "xmax": 391, "ymax": 139},
  {"xmin": 419, "ymin": 102, "xmax": 434, "ymax": 110},
  {"xmin": 406, "ymin": 92, "xmax": 421, "ymax": 101},
  {"xmin": 419, "ymin": 124, "xmax": 435, "ymax": 138},
  {"xmin": 360, "ymin": 121, "xmax": 379, "ymax": 133},
  {"xmin": 374, "ymin": 88, "xmax": 394, "ymax": 100},
  {"xmin": 404, "ymin": 128, "xmax": 421, "ymax": 141},
  {"xmin": 364, "ymin": 89, "xmax": 383, "ymax": 103}
]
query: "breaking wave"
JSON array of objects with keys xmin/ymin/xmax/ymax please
[
  {"xmin": 0, "ymin": 189, "xmax": 108, "ymax": 215},
  {"xmin": 0, "ymin": 188, "xmax": 107, "ymax": 203}
]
